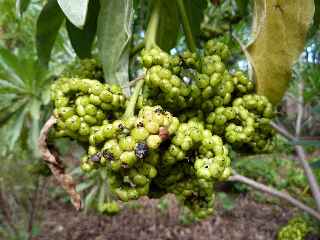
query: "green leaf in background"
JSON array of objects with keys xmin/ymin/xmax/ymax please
[
  {"xmin": 311, "ymin": 160, "xmax": 320, "ymax": 170},
  {"xmin": 0, "ymin": 46, "xmax": 25, "ymax": 87},
  {"xmin": 151, "ymin": 0, "xmax": 179, "ymax": 52},
  {"xmin": 57, "ymin": 0, "xmax": 89, "ymax": 29},
  {"xmin": 15, "ymin": 0, "xmax": 31, "ymax": 17},
  {"xmin": 246, "ymin": 0, "xmax": 314, "ymax": 105},
  {"xmin": 97, "ymin": 0, "xmax": 133, "ymax": 88},
  {"xmin": 235, "ymin": 0, "xmax": 249, "ymax": 16},
  {"xmin": 217, "ymin": 192, "xmax": 235, "ymax": 211},
  {"xmin": 36, "ymin": 0, "xmax": 65, "ymax": 67},
  {"xmin": 314, "ymin": 0, "xmax": 320, "ymax": 28},
  {"xmin": 66, "ymin": 0, "xmax": 100, "ymax": 59},
  {"xmin": 183, "ymin": 0, "xmax": 207, "ymax": 44},
  {"xmin": 84, "ymin": 186, "xmax": 98, "ymax": 212}
]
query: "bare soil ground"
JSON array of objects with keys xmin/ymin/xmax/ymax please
[{"xmin": 36, "ymin": 194, "xmax": 296, "ymax": 240}]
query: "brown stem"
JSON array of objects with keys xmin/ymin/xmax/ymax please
[
  {"xmin": 271, "ymin": 122, "xmax": 320, "ymax": 211},
  {"xmin": 38, "ymin": 116, "xmax": 81, "ymax": 210},
  {"xmin": 229, "ymin": 171, "xmax": 320, "ymax": 221}
]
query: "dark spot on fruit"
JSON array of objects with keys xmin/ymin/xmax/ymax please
[
  {"xmin": 102, "ymin": 150, "xmax": 114, "ymax": 161},
  {"xmin": 135, "ymin": 142, "xmax": 149, "ymax": 159},
  {"xmin": 137, "ymin": 121, "xmax": 144, "ymax": 127},
  {"xmin": 90, "ymin": 152, "xmax": 102, "ymax": 163}
]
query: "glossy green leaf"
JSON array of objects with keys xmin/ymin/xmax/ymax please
[
  {"xmin": 149, "ymin": 0, "xmax": 179, "ymax": 51},
  {"xmin": 97, "ymin": 0, "xmax": 133, "ymax": 87},
  {"xmin": 57, "ymin": 0, "xmax": 89, "ymax": 29},
  {"xmin": 246, "ymin": 0, "xmax": 314, "ymax": 105},
  {"xmin": 36, "ymin": 0, "xmax": 65, "ymax": 66},
  {"xmin": 183, "ymin": 0, "xmax": 207, "ymax": 44},
  {"xmin": 66, "ymin": 0, "xmax": 100, "ymax": 58},
  {"xmin": 16, "ymin": 0, "xmax": 31, "ymax": 17}
]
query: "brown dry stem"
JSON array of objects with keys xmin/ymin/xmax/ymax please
[{"xmin": 38, "ymin": 116, "xmax": 81, "ymax": 210}]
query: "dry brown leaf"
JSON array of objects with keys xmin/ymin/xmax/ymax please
[{"xmin": 246, "ymin": 0, "xmax": 314, "ymax": 105}]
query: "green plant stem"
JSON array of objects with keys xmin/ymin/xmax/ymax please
[
  {"xmin": 130, "ymin": 42, "xmax": 145, "ymax": 58},
  {"xmin": 145, "ymin": 0, "xmax": 160, "ymax": 49},
  {"xmin": 176, "ymin": 0, "xmax": 197, "ymax": 52},
  {"xmin": 123, "ymin": 79, "xmax": 144, "ymax": 119}
]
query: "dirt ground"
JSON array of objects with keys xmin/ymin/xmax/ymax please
[{"xmin": 35, "ymin": 194, "xmax": 298, "ymax": 240}]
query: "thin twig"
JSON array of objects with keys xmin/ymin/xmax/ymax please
[
  {"xmin": 295, "ymin": 80, "xmax": 304, "ymax": 136},
  {"xmin": 122, "ymin": 75, "xmax": 144, "ymax": 89},
  {"xmin": 38, "ymin": 116, "xmax": 81, "ymax": 210},
  {"xmin": 229, "ymin": 171, "xmax": 320, "ymax": 221},
  {"xmin": 271, "ymin": 121, "xmax": 320, "ymax": 211}
]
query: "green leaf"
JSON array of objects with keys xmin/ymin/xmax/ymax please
[
  {"xmin": 314, "ymin": 0, "xmax": 320, "ymax": 28},
  {"xmin": 84, "ymin": 186, "xmax": 98, "ymax": 212},
  {"xmin": 183, "ymin": 0, "xmax": 207, "ymax": 43},
  {"xmin": 97, "ymin": 182, "xmax": 106, "ymax": 210},
  {"xmin": 16, "ymin": 0, "xmax": 31, "ymax": 17},
  {"xmin": 235, "ymin": 0, "xmax": 249, "ymax": 15},
  {"xmin": 76, "ymin": 180, "xmax": 95, "ymax": 192},
  {"xmin": 149, "ymin": 0, "xmax": 179, "ymax": 51},
  {"xmin": 246, "ymin": 0, "xmax": 314, "ymax": 105},
  {"xmin": 36, "ymin": 0, "xmax": 65, "ymax": 67},
  {"xmin": 28, "ymin": 99, "xmax": 41, "ymax": 155},
  {"xmin": 66, "ymin": 0, "xmax": 100, "ymax": 58},
  {"xmin": 0, "ymin": 46, "xmax": 25, "ymax": 87},
  {"xmin": 7, "ymin": 106, "xmax": 28, "ymax": 150},
  {"xmin": 217, "ymin": 192, "xmax": 235, "ymax": 211},
  {"xmin": 57, "ymin": 0, "xmax": 89, "ymax": 29},
  {"xmin": 97, "ymin": 0, "xmax": 133, "ymax": 87}
]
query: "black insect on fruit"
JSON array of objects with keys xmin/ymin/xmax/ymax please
[
  {"xmin": 102, "ymin": 150, "xmax": 115, "ymax": 161},
  {"xmin": 90, "ymin": 152, "xmax": 102, "ymax": 163},
  {"xmin": 135, "ymin": 142, "xmax": 149, "ymax": 159}
]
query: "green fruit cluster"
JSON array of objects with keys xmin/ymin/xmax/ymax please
[
  {"xmin": 277, "ymin": 216, "xmax": 310, "ymax": 240},
  {"xmin": 140, "ymin": 40, "xmax": 275, "ymax": 153},
  {"xmin": 62, "ymin": 58, "xmax": 104, "ymax": 81},
  {"xmin": 50, "ymin": 39, "xmax": 275, "ymax": 219},
  {"xmin": 81, "ymin": 106, "xmax": 179, "ymax": 202},
  {"xmin": 51, "ymin": 78, "xmax": 126, "ymax": 141}
]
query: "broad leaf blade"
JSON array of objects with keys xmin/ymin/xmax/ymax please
[
  {"xmin": 183, "ymin": 0, "xmax": 207, "ymax": 44},
  {"xmin": 57, "ymin": 0, "xmax": 89, "ymax": 29},
  {"xmin": 36, "ymin": 0, "xmax": 65, "ymax": 67},
  {"xmin": 16, "ymin": 0, "xmax": 31, "ymax": 17},
  {"xmin": 246, "ymin": 0, "xmax": 314, "ymax": 105},
  {"xmin": 97, "ymin": 0, "xmax": 133, "ymax": 87},
  {"xmin": 151, "ymin": 0, "xmax": 180, "ymax": 51},
  {"xmin": 66, "ymin": 0, "xmax": 100, "ymax": 59}
]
